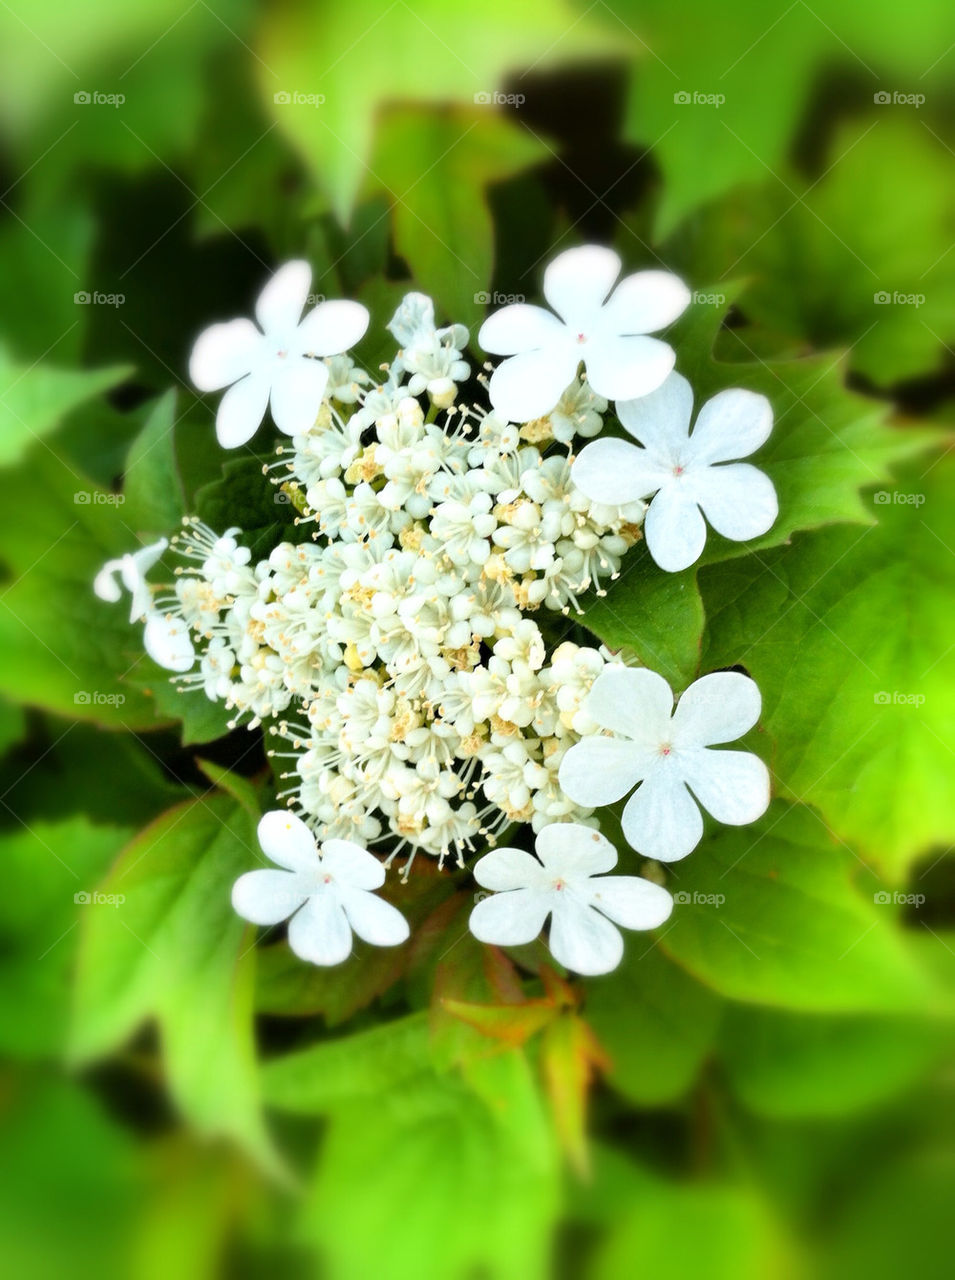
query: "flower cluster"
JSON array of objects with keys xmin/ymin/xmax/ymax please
[{"xmin": 96, "ymin": 247, "xmax": 777, "ymax": 976}]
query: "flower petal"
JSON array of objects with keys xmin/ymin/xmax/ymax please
[
  {"xmin": 287, "ymin": 892, "xmax": 353, "ymax": 966},
  {"xmin": 469, "ymin": 888, "xmax": 551, "ymax": 946},
  {"xmin": 143, "ymin": 611, "xmax": 195, "ymax": 673},
  {"xmin": 616, "ymin": 371, "xmax": 694, "ymax": 459},
  {"xmin": 255, "ymin": 260, "xmax": 311, "ymax": 335},
  {"xmin": 585, "ymin": 665, "xmax": 675, "ymax": 741},
  {"xmin": 671, "ymin": 672, "xmax": 762, "ymax": 746},
  {"xmin": 621, "ymin": 767, "xmax": 703, "ymax": 861},
  {"xmin": 473, "ymin": 846, "xmax": 546, "ymax": 892},
  {"xmin": 478, "ymin": 303, "xmax": 565, "ymax": 355},
  {"xmin": 688, "ymin": 388, "xmax": 773, "ymax": 465},
  {"xmin": 681, "ymin": 747, "xmax": 771, "ymax": 826},
  {"xmin": 295, "ymin": 299, "xmax": 370, "ymax": 356},
  {"xmin": 602, "ymin": 270, "xmax": 691, "ymax": 335},
  {"xmin": 269, "ymin": 358, "xmax": 329, "ymax": 436},
  {"xmin": 339, "ymin": 885, "xmax": 410, "ymax": 947},
  {"xmin": 189, "ymin": 319, "xmax": 262, "ymax": 392},
  {"xmin": 487, "ymin": 347, "xmax": 579, "ymax": 422},
  {"xmin": 257, "ymin": 810, "xmax": 317, "ymax": 872},
  {"xmin": 543, "ymin": 245, "xmax": 621, "ymax": 324},
  {"xmin": 231, "ymin": 868, "xmax": 305, "ymax": 925},
  {"xmin": 688, "ymin": 463, "xmax": 778, "ymax": 543},
  {"xmin": 215, "ymin": 372, "xmax": 270, "ymax": 448},
  {"xmin": 587, "ymin": 876, "xmax": 674, "ymax": 931},
  {"xmin": 536, "ymin": 823, "xmax": 618, "ymax": 877},
  {"xmin": 583, "ymin": 334, "xmax": 675, "ymax": 404},
  {"xmin": 571, "ymin": 438, "xmax": 670, "ymax": 506},
  {"xmin": 643, "ymin": 485, "xmax": 708, "ymax": 572},
  {"xmin": 558, "ymin": 737, "xmax": 649, "ymax": 808},
  {"xmin": 548, "ymin": 899, "xmax": 623, "ymax": 975},
  {"xmin": 93, "ymin": 559, "xmax": 124, "ymax": 603},
  {"xmin": 319, "ymin": 838, "xmax": 385, "ymax": 890}
]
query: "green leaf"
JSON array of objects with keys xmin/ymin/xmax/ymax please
[
  {"xmin": 593, "ymin": 1171, "xmax": 784, "ymax": 1280},
  {"xmin": 0, "ymin": 1076, "xmax": 140, "ymax": 1280},
  {"xmin": 659, "ymin": 802, "xmax": 932, "ymax": 1013},
  {"xmin": 0, "ymin": 698, "xmax": 26, "ymax": 756},
  {"xmin": 70, "ymin": 794, "xmax": 278, "ymax": 1171},
  {"xmin": 720, "ymin": 1006, "xmax": 949, "ymax": 1119},
  {"xmin": 258, "ymin": 0, "xmax": 623, "ymax": 221},
  {"xmin": 0, "ymin": 197, "xmax": 94, "ymax": 363},
  {"xmin": 0, "ymin": 447, "xmax": 167, "ymax": 727},
  {"xmin": 701, "ymin": 451, "xmax": 955, "ymax": 877},
  {"xmin": 0, "ymin": 818, "xmax": 133, "ymax": 1058},
  {"xmin": 372, "ymin": 108, "xmax": 549, "ymax": 330},
  {"xmin": 262, "ymin": 1011, "xmax": 433, "ymax": 1111},
  {"xmin": 586, "ymin": 944, "xmax": 722, "ymax": 1106},
  {"xmin": 194, "ymin": 454, "xmax": 300, "ymax": 561},
  {"xmin": 141, "ymin": 678, "xmax": 233, "ymax": 747},
  {"xmin": 0, "ymin": 347, "xmax": 130, "ymax": 468},
  {"xmin": 580, "ymin": 549, "xmax": 703, "ymax": 688},
  {"xmin": 122, "ymin": 391, "xmax": 186, "ymax": 536},
  {"xmin": 620, "ymin": 0, "xmax": 954, "ymax": 237},
  {"xmin": 672, "ymin": 118, "xmax": 955, "ymax": 386},
  {"xmin": 298, "ymin": 1052, "xmax": 558, "ymax": 1280}
]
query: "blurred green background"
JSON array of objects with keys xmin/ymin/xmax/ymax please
[{"xmin": 1, "ymin": 2, "xmax": 953, "ymax": 1277}]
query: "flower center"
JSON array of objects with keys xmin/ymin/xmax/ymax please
[
  {"xmin": 575, "ymin": 332, "xmax": 587, "ymax": 344},
  {"xmin": 276, "ymin": 349, "xmax": 288, "ymax": 359},
  {"xmin": 553, "ymin": 878, "xmax": 566, "ymax": 891},
  {"xmin": 659, "ymin": 743, "xmax": 673, "ymax": 757},
  {"xmin": 672, "ymin": 464, "xmax": 685, "ymax": 477}
]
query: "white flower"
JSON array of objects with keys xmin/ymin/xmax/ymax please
[
  {"xmin": 572, "ymin": 372, "xmax": 778, "ymax": 572},
  {"xmin": 468, "ymin": 823, "xmax": 673, "ymax": 975},
  {"xmin": 189, "ymin": 261, "xmax": 369, "ymax": 447},
  {"xmin": 94, "ymin": 538, "xmax": 167, "ymax": 619},
  {"xmin": 231, "ymin": 811, "xmax": 409, "ymax": 966},
  {"xmin": 559, "ymin": 667, "xmax": 771, "ymax": 862},
  {"xmin": 478, "ymin": 245, "xmax": 690, "ymax": 422},
  {"xmin": 94, "ymin": 538, "xmax": 195, "ymax": 673},
  {"xmin": 387, "ymin": 291, "xmax": 469, "ymax": 404}
]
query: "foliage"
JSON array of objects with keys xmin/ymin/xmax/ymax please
[{"xmin": 0, "ymin": 2, "xmax": 952, "ymax": 1278}]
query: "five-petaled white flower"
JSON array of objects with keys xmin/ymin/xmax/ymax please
[
  {"xmin": 559, "ymin": 667, "xmax": 770, "ymax": 862},
  {"xmin": 468, "ymin": 823, "xmax": 673, "ymax": 976},
  {"xmin": 478, "ymin": 245, "xmax": 690, "ymax": 423},
  {"xmin": 189, "ymin": 261, "xmax": 370, "ymax": 448},
  {"xmin": 231, "ymin": 810, "xmax": 409, "ymax": 966},
  {"xmin": 94, "ymin": 537, "xmax": 195, "ymax": 673},
  {"xmin": 572, "ymin": 372, "xmax": 778, "ymax": 572}
]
